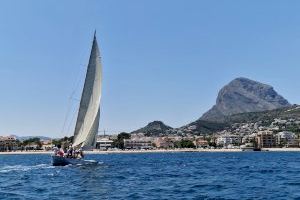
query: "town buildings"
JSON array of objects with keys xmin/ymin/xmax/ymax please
[
  {"xmin": 0, "ymin": 116, "xmax": 298, "ymax": 152},
  {"xmin": 216, "ymin": 134, "xmax": 241, "ymax": 147},
  {"xmin": 41, "ymin": 140, "xmax": 53, "ymax": 151},
  {"xmin": 276, "ymin": 131, "xmax": 298, "ymax": 147},
  {"xmin": 154, "ymin": 137, "xmax": 174, "ymax": 148},
  {"xmin": 124, "ymin": 135, "xmax": 153, "ymax": 149},
  {"xmin": 0, "ymin": 136, "xmax": 17, "ymax": 151},
  {"xmin": 256, "ymin": 131, "xmax": 276, "ymax": 148},
  {"xmin": 194, "ymin": 137, "xmax": 209, "ymax": 148}
]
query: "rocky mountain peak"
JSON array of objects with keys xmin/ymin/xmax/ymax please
[{"xmin": 201, "ymin": 77, "xmax": 290, "ymax": 121}]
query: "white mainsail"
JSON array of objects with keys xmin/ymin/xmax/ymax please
[{"xmin": 72, "ymin": 33, "xmax": 102, "ymax": 149}]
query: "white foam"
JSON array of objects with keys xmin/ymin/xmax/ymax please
[{"xmin": 0, "ymin": 164, "xmax": 54, "ymax": 173}]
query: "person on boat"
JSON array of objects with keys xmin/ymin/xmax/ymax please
[
  {"xmin": 66, "ymin": 146, "xmax": 73, "ymax": 158},
  {"xmin": 72, "ymin": 148, "xmax": 76, "ymax": 158},
  {"xmin": 71, "ymin": 148, "xmax": 83, "ymax": 159},
  {"xmin": 79, "ymin": 148, "xmax": 84, "ymax": 159},
  {"xmin": 63, "ymin": 146, "xmax": 68, "ymax": 154},
  {"xmin": 74, "ymin": 149, "xmax": 80, "ymax": 159},
  {"xmin": 57, "ymin": 145, "xmax": 64, "ymax": 157},
  {"xmin": 53, "ymin": 146, "xmax": 59, "ymax": 156}
]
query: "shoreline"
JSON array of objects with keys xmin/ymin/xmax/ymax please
[{"xmin": 0, "ymin": 148, "xmax": 300, "ymax": 155}]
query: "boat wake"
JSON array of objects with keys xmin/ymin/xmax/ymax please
[
  {"xmin": 69, "ymin": 161, "xmax": 104, "ymax": 168},
  {"xmin": 0, "ymin": 164, "xmax": 55, "ymax": 173}
]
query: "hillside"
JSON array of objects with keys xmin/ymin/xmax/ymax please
[
  {"xmin": 178, "ymin": 120, "xmax": 229, "ymax": 135},
  {"xmin": 131, "ymin": 121, "xmax": 173, "ymax": 136},
  {"xmin": 225, "ymin": 105, "xmax": 300, "ymax": 124}
]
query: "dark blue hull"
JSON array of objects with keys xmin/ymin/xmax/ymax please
[{"xmin": 52, "ymin": 156, "xmax": 98, "ymax": 166}]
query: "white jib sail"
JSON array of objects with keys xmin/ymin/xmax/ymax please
[{"xmin": 72, "ymin": 33, "xmax": 102, "ymax": 149}]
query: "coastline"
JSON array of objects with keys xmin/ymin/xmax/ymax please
[{"xmin": 0, "ymin": 148, "xmax": 300, "ymax": 155}]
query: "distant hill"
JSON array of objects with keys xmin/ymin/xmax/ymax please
[
  {"xmin": 11, "ymin": 135, "xmax": 52, "ymax": 141},
  {"xmin": 131, "ymin": 121, "xmax": 173, "ymax": 136},
  {"xmin": 201, "ymin": 77, "xmax": 290, "ymax": 122}
]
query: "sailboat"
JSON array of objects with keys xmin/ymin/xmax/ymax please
[{"xmin": 52, "ymin": 32, "xmax": 102, "ymax": 166}]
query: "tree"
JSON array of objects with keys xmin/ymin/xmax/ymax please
[
  {"xmin": 174, "ymin": 139, "xmax": 195, "ymax": 148},
  {"xmin": 112, "ymin": 132, "xmax": 131, "ymax": 149},
  {"xmin": 52, "ymin": 136, "xmax": 74, "ymax": 147},
  {"xmin": 22, "ymin": 137, "xmax": 42, "ymax": 149},
  {"xmin": 52, "ymin": 139, "xmax": 62, "ymax": 147}
]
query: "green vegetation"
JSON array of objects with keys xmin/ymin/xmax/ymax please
[
  {"xmin": 52, "ymin": 136, "xmax": 73, "ymax": 147},
  {"xmin": 188, "ymin": 105, "xmax": 300, "ymax": 135},
  {"xmin": 112, "ymin": 132, "xmax": 131, "ymax": 149},
  {"xmin": 225, "ymin": 105, "xmax": 300, "ymax": 124},
  {"xmin": 17, "ymin": 137, "xmax": 43, "ymax": 150},
  {"xmin": 22, "ymin": 138, "xmax": 42, "ymax": 148},
  {"xmin": 186, "ymin": 120, "xmax": 229, "ymax": 135},
  {"xmin": 174, "ymin": 140, "xmax": 195, "ymax": 148}
]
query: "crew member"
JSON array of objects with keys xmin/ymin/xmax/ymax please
[{"xmin": 57, "ymin": 144, "xmax": 64, "ymax": 157}]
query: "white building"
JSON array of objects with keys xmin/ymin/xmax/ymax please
[
  {"xmin": 242, "ymin": 133, "xmax": 256, "ymax": 144},
  {"xmin": 96, "ymin": 138, "xmax": 114, "ymax": 150},
  {"xmin": 276, "ymin": 131, "xmax": 298, "ymax": 147},
  {"xmin": 216, "ymin": 135, "xmax": 241, "ymax": 147}
]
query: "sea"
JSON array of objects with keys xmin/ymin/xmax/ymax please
[{"xmin": 0, "ymin": 152, "xmax": 300, "ymax": 200}]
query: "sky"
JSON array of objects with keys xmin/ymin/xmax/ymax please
[{"xmin": 0, "ymin": 0, "xmax": 300, "ymax": 137}]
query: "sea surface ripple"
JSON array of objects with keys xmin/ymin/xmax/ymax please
[{"xmin": 0, "ymin": 152, "xmax": 300, "ymax": 199}]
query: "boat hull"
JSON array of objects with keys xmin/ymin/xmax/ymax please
[
  {"xmin": 52, "ymin": 156, "xmax": 98, "ymax": 166},
  {"xmin": 241, "ymin": 147, "xmax": 261, "ymax": 151}
]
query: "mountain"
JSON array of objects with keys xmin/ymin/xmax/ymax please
[
  {"xmin": 131, "ymin": 106, "xmax": 300, "ymax": 137},
  {"xmin": 201, "ymin": 77, "xmax": 290, "ymax": 122},
  {"xmin": 131, "ymin": 121, "xmax": 173, "ymax": 136},
  {"xmin": 130, "ymin": 78, "xmax": 294, "ymax": 136}
]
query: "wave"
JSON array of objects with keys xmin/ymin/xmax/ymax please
[{"xmin": 0, "ymin": 164, "xmax": 55, "ymax": 173}]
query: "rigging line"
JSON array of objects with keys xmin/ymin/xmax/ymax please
[
  {"xmin": 60, "ymin": 97, "xmax": 73, "ymax": 136},
  {"xmin": 63, "ymin": 66, "xmax": 86, "ymax": 137},
  {"xmin": 59, "ymin": 36, "xmax": 91, "ymax": 138},
  {"xmin": 65, "ymin": 105, "xmax": 79, "ymax": 137},
  {"xmin": 60, "ymin": 81, "xmax": 82, "ymax": 137},
  {"xmin": 62, "ymin": 34, "xmax": 99, "ymax": 140}
]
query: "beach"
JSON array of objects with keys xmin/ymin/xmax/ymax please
[{"xmin": 1, "ymin": 148, "xmax": 300, "ymax": 155}]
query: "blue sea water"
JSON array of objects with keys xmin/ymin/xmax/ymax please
[{"xmin": 0, "ymin": 152, "xmax": 300, "ymax": 200}]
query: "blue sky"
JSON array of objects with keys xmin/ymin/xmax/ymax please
[{"xmin": 0, "ymin": 0, "xmax": 300, "ymax": 137}]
